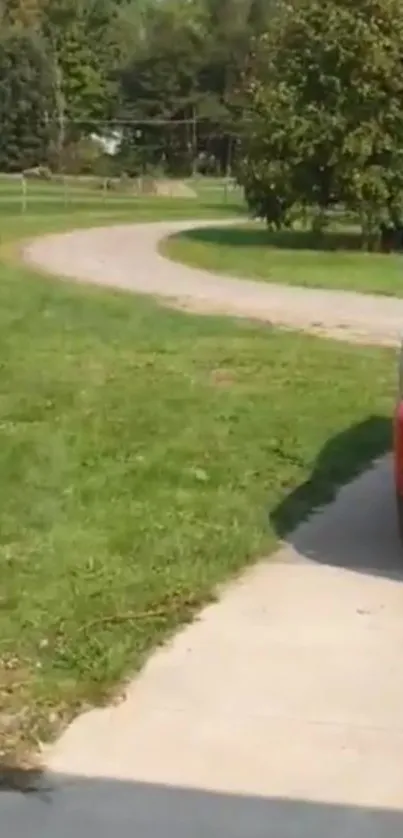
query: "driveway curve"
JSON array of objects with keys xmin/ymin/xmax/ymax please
[
  {"xmin": 3, "ymin": 220, "xmax": 403, "ymax": 836},
  {"xmin": 25, "ymin": 219, "xmax": 403, "ymax": 346}
]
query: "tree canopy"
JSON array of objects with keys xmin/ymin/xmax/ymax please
[
  {"xmin": 2, "ymin": 0, "xmax": 403, "ymax": 246},
  {"xmin": 240, "ymin": 0, "xmax": 403, "ymax": 243},
  {"xmin": 0, "ymin": 0, "xmax": 274, "ymax": 174},
  {"xmin": 0, "ymin": 28, "xmax": 54, "ymax": 172}
]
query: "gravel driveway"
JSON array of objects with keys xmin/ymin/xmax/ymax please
[{"xmin": 25, "ymin": 220, "xmax": 403, "ymax": 345}]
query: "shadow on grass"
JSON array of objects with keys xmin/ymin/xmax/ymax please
[
  {"xmin": 1, "ymin": 769, "xmax": 403, "ymax": 837},
  {"xmin": 270, "ymin": 416, "xmax": 402, "ymax": 579},
  {"xmin": 178, "ymin": 225, "xmax": 369, "ymax": 252}
]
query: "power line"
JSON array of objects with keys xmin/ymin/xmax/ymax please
[{"xmin": 43, "ymin": 116, "xmax": 245, "ymax": 131}]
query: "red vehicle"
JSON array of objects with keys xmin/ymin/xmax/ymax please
[{"xmin": 395, "ymin": 363, "xmax": 403, "ymax": 537}]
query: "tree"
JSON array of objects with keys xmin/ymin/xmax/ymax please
[
  {"xmin": 0, "ymin": 0, "xmax": 122, "ymax": 171},
  {"xmin": 40, "ymin": 0, "xmax": 120, "ymax": 157},
  {"xmin": 198, "ymin": 0, "xmax": 275, "ymax": 174},
  {"xmin": 116, "ymin": 0, "xmax": 275, "ymax": 177},
  {"xmin": 0, "ymin": 0, "xmax": 277, "ymax": 177},
  {"xmin": 240, "ymin": 0, "xmax": 403, "ymax": 245},
  {"xmin": 0, "ymin": 29, "xmax": 55, "ymax": 172},
  {"xmin": 118, "ymin": 0, "xmax": 207, "ymax": 175}
]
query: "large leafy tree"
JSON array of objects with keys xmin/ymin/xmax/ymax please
[
  {"xmin": 0, "ymin": 0, "xmax": 276, "ymax": 175},
  {"xmin": 41, "ymin": 0, "xmax": 120, "ymax": 138},
  {"xmin": 240, "ymin": 0, "xmax": 403, "ymax": 243},
  {"xmin": 117, "ymin": 0, "xmax": 274, "ymax": 175},
  {"xmin": 0, "ymin": 29, "xmax": 55, "ymax": 172},
  {"xmin": 0, "ymin": 0, "xmax": 121, "ymax": 169},
  {"xmin": 118, "ymin": 0, "xmax": 207, "ymax": 175}
]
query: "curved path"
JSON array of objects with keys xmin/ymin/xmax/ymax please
[
  {"xmin": 3, "ymin": 222, "xmax": 403, "ymax": 837},
  {"xmin": 25, "ymin": 219, "xmax": 403, "ymax": 346}
]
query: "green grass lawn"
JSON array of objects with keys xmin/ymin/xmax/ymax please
[
  {"xmin": 0, "ymin": 199, "xmax": 395, "ymax": 766},
  {"xmin": 162, "ymin": 224, "xmax": 403, "ymax": 297},
  {"xmin": 0, "ymin": 174, "xmax": 242, "ymax": 220}
]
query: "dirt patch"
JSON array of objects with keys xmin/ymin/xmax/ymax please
[
  {"xmin": 147, "ymin": 179, "xmax": 197, "ymax": 199},
  {"xmin": 105, "ymin": 177, "xmax": 197, "ymax": 198},
  {"xmin": 210, "ymin": 369, "xmax": 237, "ymax": 387}
]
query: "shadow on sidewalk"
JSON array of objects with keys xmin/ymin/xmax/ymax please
[
  {"xmin": 1, "ymin": 764, "xmax": 403, "ymax": 838},
  {"xmin": 270, "ymin": 415, "xmax": 403, "ymax": 579}
]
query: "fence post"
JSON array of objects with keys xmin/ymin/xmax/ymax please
[
  {"xmin": 21, "ymin": 175, "xmax": 27, "ymax": 214},
  {"xmin": 63, "ymin": 176, "xmax": 69, "ymax": 209}
]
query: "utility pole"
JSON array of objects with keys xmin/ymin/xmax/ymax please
[
  {"xmin": 47, "ymin": 27, "xmax": 66, "ymax": 172},
  {"xmin": 191, "ymin": 106, "xmax": 197, "ymax": 178},
  {"xmin": 54, "ymin": 56, "xmax": 66, "ymax": 171}
]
